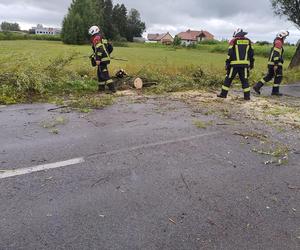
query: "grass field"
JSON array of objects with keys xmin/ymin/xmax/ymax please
[{"xmin": 0, "ymin": 40, "xmax": 299, "ymax": 104}]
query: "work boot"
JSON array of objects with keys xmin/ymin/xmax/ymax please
[
  {"xmin": 108, "ymin": 83, "xmax": 116, "ymax": 93},
  {"xmin": 98, "ymin": 85, "xmax": 105, "ymax": 92},
  {"xmin": 271, "ymin": 86, "xmax": 283, "ymax": 96},
  {"xmin": 244, "ymin": 92, "xmax": 251, "ymax": 101},
  {"xmin": 253, "ymin": 82, "xmax": 264, "ymax": 95},
  {"xmin": 217, "ymin": 90, "xmax": 228, "ymax": 99},
  {"xmin": 217, "ymin": 94, "xmax": 227, "ymax": 99},
  {"xmin": 271, "ymin": 92, "xmax": 283, "ymax": 97}
]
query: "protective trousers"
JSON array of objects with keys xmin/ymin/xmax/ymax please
[
  {"xmin": 97, "ymin": 64, "xmax": 113, "ymax": 87},
  {"xmin": 220, "ymin": 67, "xmax": 251, "ymax": 100},
  {"xmin": 255, "ymin": 65, "xmax": 283, "ymax": 94}
]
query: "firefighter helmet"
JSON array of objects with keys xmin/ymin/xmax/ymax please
[
  {"xmin": 88, "ymin": 26, "xmax": 100, "ymax": 36},
  {"xmin": 277, "ymin": 30, "xmax": 289, "ymax": 39},
  {"xmin": 233, "ymin": 28, "xmax": 248, "ymax": 37}
]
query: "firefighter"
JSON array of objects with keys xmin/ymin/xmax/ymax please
[
  {"xmin": 217, "ymin": 28, "xmax": 255, "ymax": 100},
  {"xmin": 253, "ymin": 31, "xmax": 289, "ymax": 96},
  {"xmin": 88, "ymin": 25, "xmax": 116, "ymax": 93}
]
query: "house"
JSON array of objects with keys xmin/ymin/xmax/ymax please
[
  {"xmin": 177, "ymin": 29, "xmax": 214, "ymax": 45},
  {"xmin": 31, "ymin": 24, "xmax": 61, "ymax": 35},
  {"xmin": 147, "ymin": 32, "xmax": 174, "ymax": 45}
]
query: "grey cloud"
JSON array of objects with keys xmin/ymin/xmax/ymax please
[{"xmin": 0, "ymin": 0, "xmax": 299, "ymax": 42}]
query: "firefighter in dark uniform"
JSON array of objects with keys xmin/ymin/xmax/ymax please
[
  {"xmin": 88, "ymin": 25, "xmax": 116, "ymax": 93},
  {"xmin": 218, "ymin": 28, "xmax": 255, "ymax": 100},
  {"xmin": 253, "ymin": 30, "xmax": 289, "ymax": 96}
]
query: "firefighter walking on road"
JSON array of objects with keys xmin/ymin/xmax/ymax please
[
  {"xmin": 89, "ymin": 25, "xmax": 116, "ymax": 93},
  {"xmin": 218, "ymin": 28, "xmax": 255, "ymax": 100},
  {"xmin": 253, "ymin": 31, "xmax": 289, "ymax": 96}
]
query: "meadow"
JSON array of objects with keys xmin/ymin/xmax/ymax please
[{"xmin": 0, "ymin": 40, "xmax": 299, "ymax": 104}]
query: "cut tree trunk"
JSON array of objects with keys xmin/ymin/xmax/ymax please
[{"xmin": 289, "ymin": 43, "xmax": 300, "ymax": 69}]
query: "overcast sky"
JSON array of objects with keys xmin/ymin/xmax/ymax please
[{"xmin": 0, "ymin": 0, "xmax": 299, "ymax": 42}]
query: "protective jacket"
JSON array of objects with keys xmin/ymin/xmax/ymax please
[
  {"xmin": 91, "ymin": 34, "xmax": 111, "ymax": 65},
  {"xmin": 268, "ymin": 38, "xmax": 284, "ymax": 66},
  {"xmin": 226, "ymin": 37, "xmax": 254, "ymax": 68}
]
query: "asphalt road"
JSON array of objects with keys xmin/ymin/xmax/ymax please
[
  {"xmin": 261, "ymin": 83, "xmax": 300, "ymax": 97},
  {"xmin": 0, "ymin": 96, "xmax": 299, "ymax": 250}
]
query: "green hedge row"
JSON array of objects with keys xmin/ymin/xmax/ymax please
[{"xmin": 0, "ymin": 32, "xmax": 61, "ymax": 41}]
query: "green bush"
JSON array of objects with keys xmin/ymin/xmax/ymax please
[
  {"xmin": 0, "ymin": 32, "xmax": 61, "ymax": 41},
  {"xmin": 0, "ymin": 55, "xmax": 86, "ymax": 104},
  {"xmin": 199, "ymin": 39, "xmax": 222, "ymax": 45},
  {"xmin": 113, "ymin": 41, "xmax": 129, "ymax": 47}
]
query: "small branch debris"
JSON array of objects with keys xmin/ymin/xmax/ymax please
[
  {"xmin": 181, "ymin": 173, "xmax": 191, "ymax": 192},
  {"xmin": 169, "ymin": 218, "xmax": 177, "ymax": 225}
]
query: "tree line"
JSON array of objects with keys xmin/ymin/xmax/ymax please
[
  {"xmin": 1, "ymin": 22, "xmax": 21, "ymax": 31},
  {"xmin": 62, "ymin": 0, "xmax": 146, "ymax": 44}
]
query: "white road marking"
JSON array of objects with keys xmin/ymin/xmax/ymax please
[
  {"xmin": 88, "ymin": 132, "xmax": 219, "ymax": 157},
  {"xmin": 0, "ymin": 158, "xmax": 85, "ymax": 180},
  {"xmin": 0, "ymin": 132, "xmax": 218, "ymax": 180}
]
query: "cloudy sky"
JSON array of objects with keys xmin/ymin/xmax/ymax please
[{"xmin": 0, "ymin": 0, "xmax": 299, "ymax": 42}]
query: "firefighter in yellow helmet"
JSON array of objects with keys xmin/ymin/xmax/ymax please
[
  {"xmin": 253, "ymin": 30, "xmax": 289, "ymax": 96},
  {"xmin": 217, "ymin": 28, "xmax": 255, "ymax": 100},
  {"xmin": 89, "ymin": 25, "xmax": 116, "ymax": 93}
]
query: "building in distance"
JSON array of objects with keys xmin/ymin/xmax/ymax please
[
  {"xmin": 29, "ymin": 24, "xmax": 61, "ymax": 35},
  {"xmin": 177, "ymin": 29, "xmax": 214, "ymax": 46},
  {"xmin": 147, "ymin": 32, "xmax": 174, "ymax": 45}
]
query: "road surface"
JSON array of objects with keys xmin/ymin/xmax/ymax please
[{"xmin": 0, "ymin": 95, "xmax": 299, "ymax": 250}]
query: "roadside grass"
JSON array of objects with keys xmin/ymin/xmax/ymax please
[
  {"xmin": 193, "ymin": 120, "xmax": 213, "ymax": 129},
  {"xmin": 252, "ymin": 143, "xmax": 290, "ymax": 166},
  {"xmin": 67, "ymin": 94, "xmax": 115, "ymax": 112},
  {"xmin": 0, "ymin": 40, "xmax": 299, "ymax": 105}
]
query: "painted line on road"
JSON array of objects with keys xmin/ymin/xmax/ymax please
[
  {"xmin": 0, "ymin": 158, "xmax": 85, "ymax": 180},
  {"xmin": 87, "ymin": 132, "xmax": 220, "ymax": 157},
  {"xmin": 0, "ymin": 132, "xmax": 218, "ymax": 180}
]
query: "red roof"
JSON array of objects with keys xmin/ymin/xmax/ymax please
[
  {"xmin": 177, "ymin": 30, "xmax": 214, "ymax": 41},
  {"xmin": 147, "ymin": 33, "xmax": 172, "ymax": 41}
]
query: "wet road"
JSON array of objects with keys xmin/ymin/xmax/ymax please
[{"xmin": 0, "ymin": 96, "xmax": 299, "ymax": 250}]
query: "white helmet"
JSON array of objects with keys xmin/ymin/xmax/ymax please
[
  {"xmin": 277, "ymin": 30, "xmax": 289, "ymax": 39},
  {"xmin": 88, "ymin": 26, "xmax": 100, "ymax": 36},
  {"xmin": 233, "ymin": 28, "xmax": 248, "ymax": 37}
]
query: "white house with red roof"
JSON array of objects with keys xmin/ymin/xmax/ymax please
[
  {"xmin": 177, "ymin": 29, "xmax": 214, "ymax": 45},
  {"xmin": 147, "ymin": 32, "xmax": 174, "ymax": 45}
]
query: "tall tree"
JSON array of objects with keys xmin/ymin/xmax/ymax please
[
  {"xmin": 102, "ymin": 0, "xmax": 115, "ymax": 39},
  {"xmin": 61, "ymin": 0, "xmax": 146, "ymax": 44},
  {"xmin": 271, "ymin": 0, "xmax": 300, "ymax": 68},
  {"xmin": 62, "ymin": 0, "xmax": 100, "ymax": 44},
  {"xmin": 112, "ymin": 4, "xmax": 128, "ymax": 39},
  {"xmin": 94, "ymin": 0, "xmax": 105, "ymax": 31},
  {"xmin": 126, "ymin": 9, "xmax": 146, "ymax": 42}
]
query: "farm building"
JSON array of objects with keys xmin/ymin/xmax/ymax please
[
  {"xmin": 30, "ymin": 24, "xmax": 61, "ymax": 35},
  {"xmin": 177, "ymin": 29, "xmax": 214, "ymax": 45},
  {"xmin": 147, "ymin": 32, "xmax": 174, "ymax": 45}
]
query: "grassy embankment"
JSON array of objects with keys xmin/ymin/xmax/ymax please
[{"xmin": 0, "ymin": 40, "xmax": 299, "ymax": 106}]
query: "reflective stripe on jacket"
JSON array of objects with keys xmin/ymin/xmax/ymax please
[
  {"xmin": 226, "ymin": 37, "xmax": 254, "ymax": 68},
  {"xmin": 91, "ymin": 35, "xmax": 111, "ymax": 64},
  {"xmin": 268, "ymin": 38, "xmax": 284, "ymax": 66}
]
